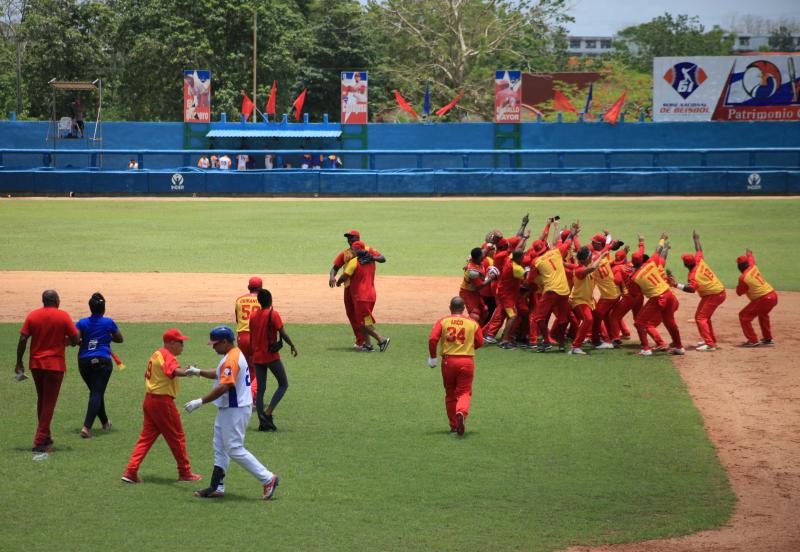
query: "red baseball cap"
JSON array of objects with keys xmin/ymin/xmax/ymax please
[
  {"xmin": 591, "ymin": 233, "xmax": 605, "ymax": 243},
  {"xmin": 681, "ymin": 254, "xmax": 696, "ymax": 265},
  {"xmin": 560, "ymin": 229, "xmax": 571, "ymax": 241},
  {"xmin": 615, "ymin": 250, "xmax": 627, "ymax": 261},
  {"xmin": 248, "ymin": 276, "xmax": 262, "ymax": 290},
  {"xmin": 631, "ymin": 252, "xmax": 645, "ymax": 265},
  {"xmin": 351, "ymin": 240, "xmax": 365, "ymax": 250},
  {"xmin": 344, "ymin": 229, "xmax": 360, "ymax": 238},
  {"xmin": 532, "ymin": 239, "xmax": 547, "ymax": 254},
  {"xmin": 496, "ymin": 238, "xmax": 509, "ymax": 249},
  {"xmin": 163, "ymin": 328, "xmax": 189, "ymax": 343},
  {"xmin": 736, "ymin": 255, "xmax": 748, "ymax": 265}
]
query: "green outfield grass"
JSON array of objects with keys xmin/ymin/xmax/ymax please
[
  {"xmin": 0, "ymin": 323, "xmax": 734, "ymax": 552},
  {"xmin": 0, "ymin": 198, "xmax": 797, "ymax": 290}
]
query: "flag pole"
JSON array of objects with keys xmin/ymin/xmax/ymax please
[{"xmin": 252, "ymin": 7, "xmax": 257, "ymax": 122}]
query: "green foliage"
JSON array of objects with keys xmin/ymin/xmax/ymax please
[
  {"xmin": 768, "ymin": 26, "xmax": 798, "ymax": 52},
  {"xmin": 364, "ymin": 0, "xmax": 573, "ymax": 121},
  {"xmin": 0, "ymin": 322, "xmax": 734, "ymax": 550},
  {"xmin": 614, "ymin": 13, "xmax": 735, "ymax": 74},
  {"xmin": 0, "ymin": 198, "xmax": 797, "ymax": 291}
]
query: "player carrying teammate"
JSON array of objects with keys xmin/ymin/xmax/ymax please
[{"xmin": 459, "ymin": 247, "xmax": 494, "ymax": 323}]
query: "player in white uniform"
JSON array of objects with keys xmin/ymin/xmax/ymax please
[{"xmin": 184, "ymin": 326, "xmax": 279, "ymax": 500}]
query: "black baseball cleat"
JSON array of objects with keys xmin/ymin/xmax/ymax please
[
  {"xmin": 193, "ymin": 487, "xmax": 224, "ymax": 498},
  {"xmin": 379, "ymin": 338, "xmax": 391, "ymax": 352}
]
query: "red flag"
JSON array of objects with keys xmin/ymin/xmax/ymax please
[
  {"xmin": 393, "ymin": 90, "xmax": 418, "ymax": 119},
  {"xmin": 552, "ymin": 90, "xmax": 578, "ymax": 114},
  {"xmin": 266, "ymin": 80, "xmax": 276, "ymax": 115},
  {"xmin": 435, "ymin": 92, "xmax": 464, "ymax": 116},
  {"xmin": 292, "ymin": 89, "xmax": 307, "ymax": 121},
  {"xmin": 241, "ymin": 93, "xmax": 255, "ymax": 120},
  {"xmin": 604, "ymin": 91, "xmax": 627, "ymax": 125}
]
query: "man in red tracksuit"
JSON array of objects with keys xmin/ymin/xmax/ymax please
[
  {"xmin": 121, "ymin": 328, "xmax": 201, "ymax": 483},
  {"xmin": 735, "ymin": 249, "xmax": 778, "ymax": 347},
  {"xmin": 428, "ymin": 296, "xmax": 484, "ymax": 436},
  {"xmin": 16, "ymin": 290, "xmax": 80, "ymax": 453}
]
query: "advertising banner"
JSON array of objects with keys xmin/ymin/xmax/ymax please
[
  {"xmin": 341, "ymin": 71, "xmax": 368, "ymax": 124},
  {"xmin": 495, "ymin": 70, "xmax": 522, "ymax": 122},
  {"xmin": 654, "ymin": 55, "xmax": 800, "ymax": 121},
  {"xmin": 183, "ymin": 70, "xmax": 211, "ymax": 122}
]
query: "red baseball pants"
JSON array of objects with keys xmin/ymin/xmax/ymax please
[
  {"xmin": 695, "ymin": 290, "xmax": 726, "ymax": 347},
  {"xmin": 441, "ymin": 356, "xmax": 475, "ymax": 430},
  {"xmin": 535, "ymin": 291, "xmax": 570, "ymax": 343},
  {"xmin": 571, "ymin": 304, "xmax": 593, "ymax": 349},
  {"xmin": 238, "ymin": 331, "xmax": 257, "ymax": 399},
  {"xmin": 739, "ymin": 291, "xmax": 778, "ymax": 343},
  {"xmin": 459, "ymin": 289, "xmax": 487, "ymax": 323},
  {"xmin": 344, "ymin": 288, "xmax": 364, "ymax": 345},
  {"xmin": 635, "ymin": 290, "xmax": 682, "ymax": 350},
  {"xmin": 592, "ymin": 297, "xmax": 618, "ymax": 344},
  {"xmin": 30, "ymin": 369, "xmax": 64, "ymax": 448},
  {"xmin": 125, "ymin": 393, "xmax": 193, "ymax": 477},
  {"xmin": 612, "ymin": 294, "xmax": 665, "ymax": 346}
]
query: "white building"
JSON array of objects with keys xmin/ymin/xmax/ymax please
[{"xmin": 567, "ymin": 34, "xmax": 800, "ymax": 56}]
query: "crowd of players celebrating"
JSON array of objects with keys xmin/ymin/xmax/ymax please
[{"xmin": 458, "ymin": 214, "xmax": 778, "ymax": 356}]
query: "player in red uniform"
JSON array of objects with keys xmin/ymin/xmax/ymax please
[
  {"xmin": 235, "ymin": 276, "xmax": 262, "ymax": 398},
  {"xmin": 121, "ymin": 328, "xmax": 201, "ymax": 483},
  {"xmin": 671, "ymin": 231, "xmax": 726, "ymax": 351},
  {"xmin": 428, "ymin": 297, "xmax": 485, "ymax": 435},
  {"xmin": 329, "ymin": 230, "xmax": 385, "ymax": 351},
  {"xmin": 567, "ymin": 247, "xmax": 611, "ymax": 355},
  {"xmin": 337, "ymin": 241, "xmax": 390, "ymax": 352},
  {"xmin": 735, "ymin": 249, "xmax": 778, "ymax": 347},
  {"xmin": 589, "ymin": 232, "xmax": 622, "ymax": 349},
  {"xmin": 16, "ymin": 290, "xmax": 80, "ymax": 453},
  {"xmin": 629, "ymin": 238, "xmax": 684, "ymax": 356},
  {"xmin": 489, "ymin": 249, "xmax": 526, "ymax": 349},
  {"xmin": 459, "ymin": 247, "xmax": 495, "ymax": 323}
]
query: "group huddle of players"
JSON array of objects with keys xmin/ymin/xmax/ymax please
[{"xmin": 458, "ymin": 214, "xmax": 778, "ymax": 356}]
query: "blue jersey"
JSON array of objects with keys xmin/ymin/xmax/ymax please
[{"xmin": 76, "ymin": 315, "xmax": 119, "ymax": 359}]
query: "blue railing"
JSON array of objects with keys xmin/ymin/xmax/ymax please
[{"xmin": 1, "ymin": 147, "xmax": 799, "ymax": 171}]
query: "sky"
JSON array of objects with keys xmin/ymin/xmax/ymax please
[{"xmin": 566, "ymin": 0, "xmax": 800, "ymax": 36}]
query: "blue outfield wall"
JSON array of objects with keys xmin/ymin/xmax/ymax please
[
  {"xmin": 1, "ymin": 168, "xmax": 797, "ymax": 195},
  {"xmin": 1, "ymin": 119, "xmax": 798, "ymax": 194}
]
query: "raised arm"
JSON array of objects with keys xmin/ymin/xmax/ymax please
[{"xmin": 515, "ymin": 213, "xmax": 530, "ymax": 238}]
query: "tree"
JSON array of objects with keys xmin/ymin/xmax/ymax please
[
  {"xmin": 366, "ymin": 0, "xmax": 572, "ymax": 120},
  {"xmin": 614, "ymin": 13, "xmax": 734, "ymax": 74},
  {"xmin": 0, "ymin": 0, "xmax": 26, "ymax": 115},
  {"xmin": 768, "ymin": 26, "xmax": 797, "ymax": 52}
]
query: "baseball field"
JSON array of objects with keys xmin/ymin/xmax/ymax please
[{"xmin": 1, "ymin": 197, "xmax": 798, "ymax": 552}]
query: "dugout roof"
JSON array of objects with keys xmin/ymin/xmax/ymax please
[{"xmin": 207, "ymin": 129, "xmax": 342, "ymax": 139}]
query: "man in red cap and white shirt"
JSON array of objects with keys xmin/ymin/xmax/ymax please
[
  {"xmin": 121, "ymin": 328, "xmax": 201, "ymax": 483},
  {"xmin": 234, "ymin": 276, "xmax": 262, "ymax": 397},
  {"xmin": 735, "ymin": 248, "xmax": 778, "ymax": 347},
  {"xmin": 16, "ymin": 289, "xmax": 80, "ymax": 453},
  {"xmin": 337, "ymin": 240, "xmax": 390, "ymax": 352},
  {"xmin": 329, "ymin": 230, "xmax": 384, "ymax": 351},
  {"xmin": 670, "ymin": 231, "xmax": 726, "ymax": 351}
]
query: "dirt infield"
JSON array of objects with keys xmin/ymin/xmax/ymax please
[{"xmin": 2, "ymin": 270, "xmax": 799, "ymax": 551}]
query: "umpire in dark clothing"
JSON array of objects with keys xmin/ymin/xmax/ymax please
[{"xmin": 76, "ymin": 293, "xmax": 123, "ymax": 438}]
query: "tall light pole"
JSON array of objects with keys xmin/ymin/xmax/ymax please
[{"xmin": 252, "ymin": 6, "xmax": 257, "ymax": 122}]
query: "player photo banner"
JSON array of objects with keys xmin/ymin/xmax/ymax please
[
  {"xmin": 653, "ymin": 56, "xmax": 800, "ymax": 122},
  {"xmin": 184, "ymin": 70, "xmax": 211, "ymax": 122},
  {"xmin": 495, "ymin": 70, "xmax": 521, "ymax": 123},
  {"xmin": 341, "ymin": 71, "xmax": 368, "ymax": 124}
]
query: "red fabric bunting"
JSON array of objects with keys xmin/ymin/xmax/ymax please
[
  {"xmin": 241, "ymin": 94, "xmax": 255, "ymax": 120},
  {"xmin": 266, "ymin": 80, "xmax": 277, "ymax": 115},
  {"xmin": 393, "ymin": 90, "xmax": 419, "ymax": 119},
  {"xmin": 292, "ymin": 89, "xmax": 307, "ymax": 121},
  {"xmin": 552, "ymin": 90, "xmax": 578, "ymax": 114},
  {"xmin": 435, "ymin": 92, "xmax": 464, "ymax": 116},
  {"xmin": 604, "ymin": 91, "xmax": 627, "ymax": 125}
]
